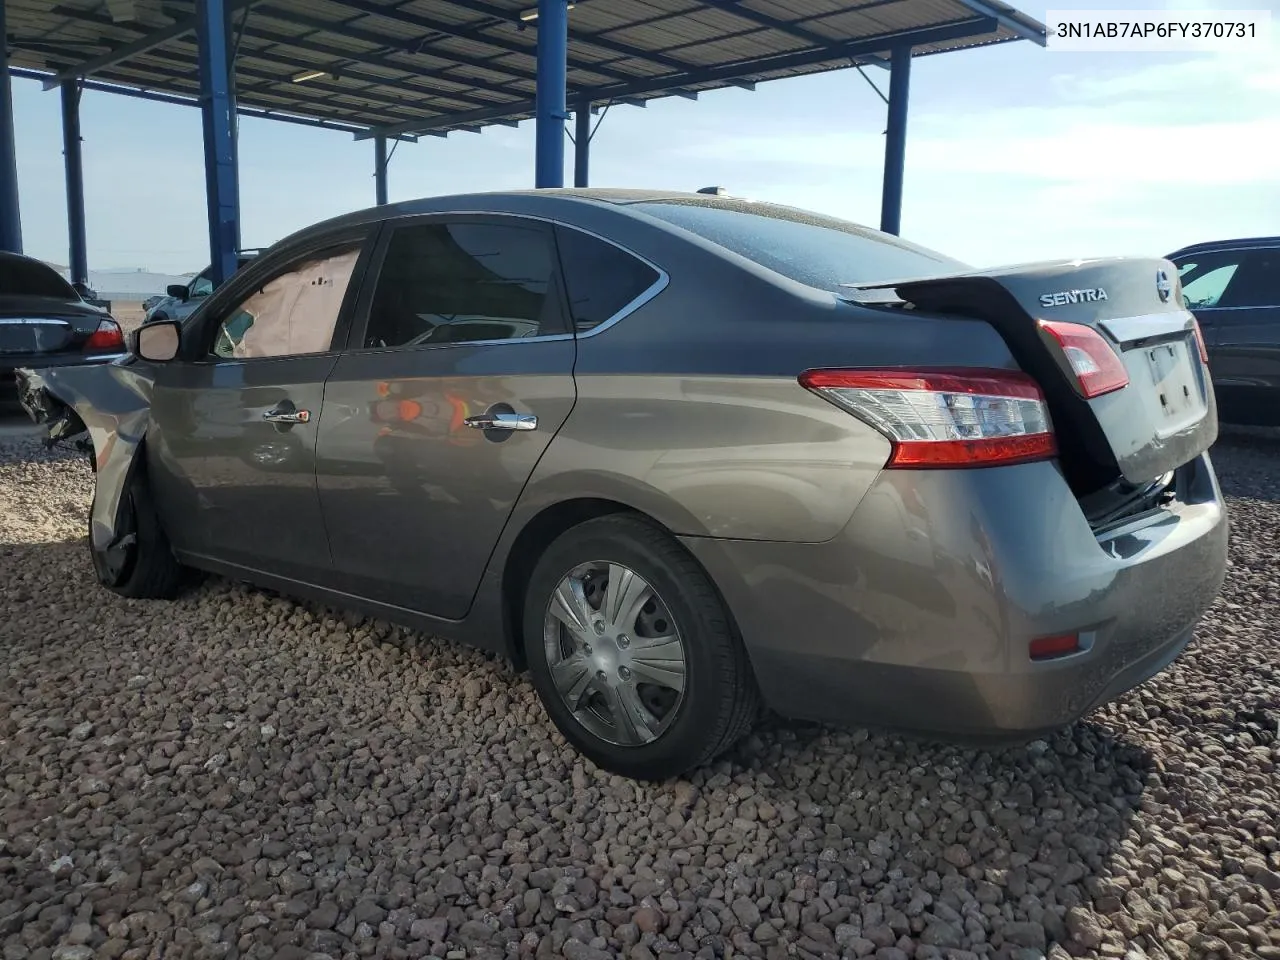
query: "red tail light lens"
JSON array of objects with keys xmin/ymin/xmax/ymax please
[
  {"xmin": 1190, "ymin": 319, "xmax": 1209, "ymax": 364},
  {"xmin": 84, "ymin": 319, "xmax": 124, "ymax": 352},
  {"xmin": 798, "ymin": 368, "xmax": 1057, "ymax": 469},
  {"xmin": 1029, "ymin": 633, "xmax": 1081, "ymax": 661},
  {"xmin": 1038, "ymin": 320, "xmax": 1129, "ymax": 398}
]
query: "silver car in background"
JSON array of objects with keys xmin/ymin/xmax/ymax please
[{"xmin": 17, "ymin": 190, "xmax": 1228, "ymax": 780}]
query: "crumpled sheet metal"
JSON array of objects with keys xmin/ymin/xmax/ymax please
[{"xmin": 16, "ymin": 361, "xmax": 155, "ymax": 551}]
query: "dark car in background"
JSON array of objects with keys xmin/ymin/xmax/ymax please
[
  {"xmin": 17, "ymin": 190, "xmax": 1227, "ymax": 780},
  {"xmin": 0, "ymin": 251, "xmax": 126, "ymax": 405},
  {"xmin": 1168, "ymin": 236, "xmax": 1280, "ymax": 426}
]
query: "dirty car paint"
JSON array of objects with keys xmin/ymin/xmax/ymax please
[{"xmin": 15, "ymin": 361, "xmax": 155, "ymax": 551}]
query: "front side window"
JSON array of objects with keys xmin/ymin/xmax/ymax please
[
  {"xmin": 362, "ymin": 221, "xmax": 560, "ymax": 349},
  {"xmin": 211, "ymin": 244, "xmax": 362, "ymax": 359},
  {"xmin": 555, "ymin": 225, "xmax": 661, "ymax": 332}
]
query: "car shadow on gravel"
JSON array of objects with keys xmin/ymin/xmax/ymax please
[{"xmin": 1212, "ymin": 425, "xmax": 1280, "ymax": 502}]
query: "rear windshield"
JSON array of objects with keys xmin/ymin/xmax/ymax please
[
  {"xmin": 0, "ymin": 256, "xmax": 78, "ymax": 299},
  {"xmin": 631, "ymin": 199, "xmax": 965, "ymax": 292}
]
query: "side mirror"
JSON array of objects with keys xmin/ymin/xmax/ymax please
[
  {"xmin": 131, "ymin": 318, "xmax": 181, "ymax": 362},
  {"xmin": 167, "ymin": 283, "xmax": 190, "ymax": 301}
]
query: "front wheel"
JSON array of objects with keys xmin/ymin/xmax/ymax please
[
  {"xmin": 523, "ymin": 514, "xmax": 759, "ymax": 781},
  {"xmin": 89, "ymin": 470, "xmax": 190, "ymax": 599}
]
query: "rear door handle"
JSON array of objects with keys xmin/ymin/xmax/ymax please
[
  {"xmin": 464, "ymin": 412, "xmax": 537, "ymax": 431},
  {"xmin": 263, "ymin": 405, "xmax": 311, "ymax": 424}
]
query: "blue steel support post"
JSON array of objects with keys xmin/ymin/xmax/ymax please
[
  {"xmin": 879, "ymin": 46, "xmax": 912, "ymax": 236},
  {"xmin": 61, "ymin": 81, "xmax": 89, "ymax": 286},
  {"xmin": 0, "ymin": 0, "xmax": 23, "ymax": 253},
  {"xmin": 374, "ymin": 136, "xmax": 389, "ymax": 205},
  {"xmin": 197, "ymin": 0, "xmax": 241, "ymax": 288},
  {"xmin": 573, "ymin": 96, "xmax": 590, "ymax": 188},
  {"xmin": 534, "ymin": 0, "xmax": 569, "ymax": 188}
]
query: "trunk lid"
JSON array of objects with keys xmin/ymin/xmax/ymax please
[
  {"xmin": 842, "ymin": 257, "xmax": 1216, "ymax": 492},
  {"xmin": 0, "ymin": 317, "xmax": 74, "ymax": 354},
  {"xmin": 0, "ymin": 296, "xmax": 108, "ymax": 356}
]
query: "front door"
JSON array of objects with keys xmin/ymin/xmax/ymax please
[
  {"xmin": 315, "ymin": 215, "xmax": 577, "ymax": 619},
  {"xmin": 1177, "ymin": 247, "xmax": 1280, "ymax": 425},
  {"xmin": 147, "ymin": 233, "xmax": 371, "ymax": 581}
]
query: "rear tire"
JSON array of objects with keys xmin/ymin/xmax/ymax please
[
  {"xmin": 89, "ymin": 470, "xmax": 189, "ymax": 599},
  {"xmin": 522, "ymin": 514, "xmax": 759, "ymax": 781}
]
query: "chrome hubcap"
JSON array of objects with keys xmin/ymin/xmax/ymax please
[{"xmin": 543, "ymin": 561, "xmax": 687, "ymax": 747}]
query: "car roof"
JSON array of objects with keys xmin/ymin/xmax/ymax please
[
  {"xmin": 1167, "ymin": 236, "xmax": 1280, "ymax": 259},
  {"xmin": 269, "ymin": 188, "xmax": 779, "ymax": 250}
]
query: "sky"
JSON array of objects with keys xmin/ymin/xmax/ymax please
[{"xmin": 7, "ymin": 0, "xmax": 1279, "ymax": 275}]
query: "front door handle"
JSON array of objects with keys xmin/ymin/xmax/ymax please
[
  {"xmin": 263, "ymin": 405, "xmax": 311, "ymax": 424},
  {"xmin": 464, "ymin": 412, "xmax": 537, "ymax": 432}
]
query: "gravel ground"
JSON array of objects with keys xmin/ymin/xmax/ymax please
[{"xmin": 1, "ymin": 426, "xmax": 1278, "ymax": 960}]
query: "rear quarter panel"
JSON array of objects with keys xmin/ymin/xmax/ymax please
[{"xmin": 510, "ymin": 203, "xmax": 1023, "ymax": 543}]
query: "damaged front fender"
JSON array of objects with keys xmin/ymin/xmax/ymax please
[{"xmin": 15, "ymin": 361, "xmax": 156, "ymax": 551}]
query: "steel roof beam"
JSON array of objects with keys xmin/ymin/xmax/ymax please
[
  {"xmin": 694, "ymin": 0, "xmax": 851, "ymax": 50},
  {"xmin": 951, "ymin": 0, "xmax": 1046, "ymax": 43},
  {"xmin": 250, "ymin": 4, "xmax": 541, "ymax": 93},
  {"xmin": 11, "ymin": 67, "xmax": 404, "ymax": 135},
  {"xmin": 45, "ymin": 5, "xmax": 527, "ymax": 109},
  {"xmin": 36, "ymin": 12, "xmax": 504, "ymax": 121},
  {"xmin": 43, "ymin": 46, "xmax": 428, "ymax": 125},
  {"xmin": 360, "ymin": 16, "xmax": 999, "ymax": 140},
  {"xmin": 216, "ymin": 35, "xmax": 512, "ymax": 113},
  {"xmin": 438, "ymin": 0, "xmax": 715, "ymax": 74},
  {"xmin": 328, "ymin": 0, "xmax": 644, "ymax": 86},
  {"xmin": 43, "ymin": 0, "xmax": 257, "ymax": 88},
  {"xmin": 234, "ymin": 22, "xmax": 521, "ymax": 108}
]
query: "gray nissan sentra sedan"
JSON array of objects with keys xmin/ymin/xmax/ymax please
[{"xmin": 16, "ymin": 189, "xmax": 1228, "ymax": 781}]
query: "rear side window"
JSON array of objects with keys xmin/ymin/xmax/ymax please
[
  {"xmin": 555, "ymin": 226, "xmax": 661, "ymax": 332},
  {"xmin": 0, "ymin": 256, "xmax": 78, "ymax": 299},
  {"xmin": 631, "ymin": 200, "xmax": 962, "ymax": 293},
  {"xmin": 1215, "ymin": 250, "xmax": 1280, "ymax": 308},
  {"xmin": 362, "ymin": 221, "xmax": 562, "ymax": 349}
]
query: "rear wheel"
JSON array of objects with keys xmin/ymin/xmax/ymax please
[
  {"xmin": 523, "ymin": 514, "xmax": 758, "ymax": 781},
  {"xmin": 89, "ymin": 471, "xmax": 189, "ymax": 599}
]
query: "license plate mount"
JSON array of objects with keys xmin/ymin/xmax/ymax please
[{"xmin": 1144, "ymin": 339, "xmax": 1203, "ymax": 430}]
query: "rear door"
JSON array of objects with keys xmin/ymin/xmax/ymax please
[
  {"xmin": 1176, "ymin": 247, "xmax": 1280, "ymax": 425},
  {"xmin": 314, "ymin": 214, "xmax": 577, "ymax": 619},
  {"xmin": 146, "ymin": 230, "xmax": 373, "ymax": 581}
]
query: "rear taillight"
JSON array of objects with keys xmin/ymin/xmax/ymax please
[
  {"xmin": 1190, "ymin": 319, "xmax": 1209, "ymax": 364},
  {"xmin": 84, "ymin": 319, "xmax": 124, "ymax": 352},
  {"xmin": 1038, "ymin": 320, "xmax": 1129, "ymax": 398},
  {"xmin": 798, "ymin": 368, "xmax": 1057, "ymax": 469},
  {"xmin": 1029, "ymin": 633, "xmax": 1082, "ymax": 661}
]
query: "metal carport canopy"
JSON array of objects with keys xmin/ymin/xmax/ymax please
[{"xmin": 1, "ymin": 0, "xmax": 1045, "ymax": 278}]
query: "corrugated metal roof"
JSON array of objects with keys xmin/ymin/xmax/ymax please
[{"xmin": 6, "ymin": 0, "xmax": 1045, "ymax": 139}]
